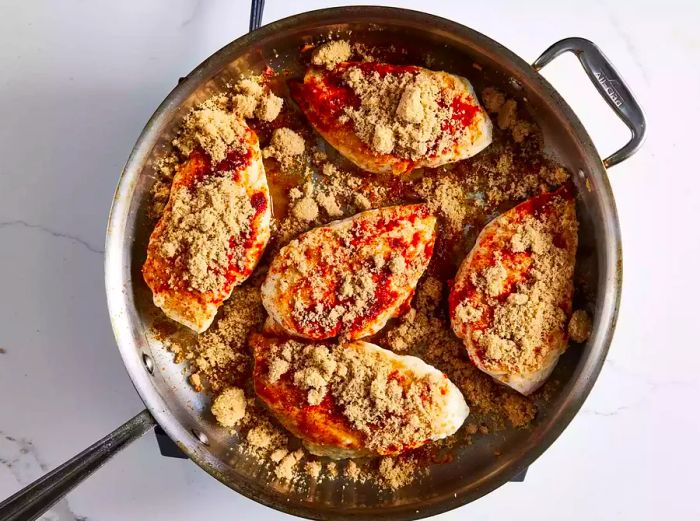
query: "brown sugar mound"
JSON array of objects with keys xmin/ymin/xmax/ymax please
[
  {"xmin": 211, "ymin": 387, "xmax": 247, "ymax": 427},
  {"xmin": 568, "ymin": 309, "xmax": 592, "ymax": 343},
  {"xmin": 263, "ymin": 339, "xmax": 453, "ymax": 454},
  {"xmin": 231, "ymin": 77, "xmax": 283, "ymax": 122},
  {"xmin": 257, "ymin": 93, "xmax": 284, "ymax": 122},
  {"xmin": 289, "ymin": 181, "xmax": 320, "ymax": 223},
  {"xmin": 173, "ymin": 96, "xmax": 247, "ymax": 163},
  {"xmin": 342, "ymin": 67, "xmax": 467, "ymax": 159},
  {"xmin": 263, "ymin": 127, "xmax": 305, "ymax": 168},
  {"xmin": 312, "ymin": 40, "xmax": 352, "ymax": 69},
  {"xmin": 274, "ymin": 449, "xmax": 305, "ymax": 481},
  {"xmin": 480, "ymin": 87, "xmax": 534, "ymax": 143},
  {"xmin": 345, "ymin": 460, "xmax": 367, "ymax": 483}
]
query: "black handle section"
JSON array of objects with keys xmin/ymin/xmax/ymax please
[
  {"xmin": 249, "ymin": 0, "xmax": 265, "ymax": 32},
  {"xmin": 155, "ymin": 425, "xmax": 189, "ymax": 459},
  {"xmin": 0, "ymin": 409, "xmax": 156, "ymax": 521},
  {"xmin": 533, "ymin": 37, "xmax": 646, "ymax": 169}
]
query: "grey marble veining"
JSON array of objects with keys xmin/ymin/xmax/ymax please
[{"xmin": 0, "ymin": 431, "xmax": 85, "ymax": 520}]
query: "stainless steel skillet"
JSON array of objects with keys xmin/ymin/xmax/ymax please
[{"xmin": 0, "ymin": 6, "xmax": 645, "ymax": 521}]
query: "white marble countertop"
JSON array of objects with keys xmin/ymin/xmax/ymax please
[{"xmin": 1, "ymin": 0, "xmax": 698, "ymax": 519}]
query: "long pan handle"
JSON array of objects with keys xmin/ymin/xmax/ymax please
[
  {"xmin": 249, "ymin": 0, "xmax": 265, "ymax": 31},
  {"xmin": 533, "ymin": 37, "xmax": 646, "ymax": 169},
  {"xmin": 0, "ymin": 409, "xmax": 156, "ymax": 521}
]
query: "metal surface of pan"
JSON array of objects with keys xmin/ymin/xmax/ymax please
[{"xmin": 0, "ymin": 6, "xmax": 645, "ymax": 521}]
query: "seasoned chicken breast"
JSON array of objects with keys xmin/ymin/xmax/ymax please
[
  {"xmin": 142, "ymin": 127, "xmax": 271, "ymax": 333},
  {"xmin": 250, "ymin": 333, "xmax": 469, "ymax": 458},
  {"xmin": 449, "ymin": 185, "xmax": 578, "ymax": 395},
  {"xmin": 291, "ymin": 62, "xmax": 492, "ymax": 175},
  {"xmin": 261, "ymin": 204, "xmax": 436, "ymax": 341}
]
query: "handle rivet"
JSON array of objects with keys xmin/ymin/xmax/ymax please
[
  {"xmin": 142, "ymin": 353, "xmax": 154, "ymax": 374},
  {"xmin": 509, "ymin": 77, "xmax": 523, "ymax": 90},
  {"xmin": 192, "ymin": 429, "xmax": 209, "ymax": 445}
]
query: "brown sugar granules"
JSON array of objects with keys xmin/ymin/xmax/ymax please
[
  {"xmin": 257, "ymin": 93, "xmax": 284, "ymax": 122},
  {"xmin": 457, "ymin": 206, "xmax": 577, "ymax": 376},
  {"xmin": 173, "ymin": 96, "xmax": 247, "ymax": 163},
  {"xmin": 386, "ymin": 276, "xmax": 442, "ymax": 352},
  {"xmin": 305, "ymin": 460, "xmax": 322, "ymax": 479},
  {"xmin": 354, "ymin": 193, "xmax": 372, "ymax": 210},
  {"xmin": 244, "ymin": 417, "xmax": 289, "ymax": 459},
  {"xmin": 164, "ymin": 283, "xmax": 265, "ymax": 392},
  {"xmin": 189, "ymin": 373, "xmax": 203, "ymax": 392},
  {"xmin": 480, "ymin": 87, "xmax": 534, "ymax": 144},
  {"xmin": 484, "ymin": 150, "xmax": 539, "ymax": 206},
  {"xmin": 481, "ymin": 87, "xmax": 505, "ymax": 113},
  {"xmin": 386, "ymin": 308, "xmax": 431, "ymax": 352},
  {"xmin": 568, "ymin": 309, "xmax": 592, "ymax": 343},
  {"xmin": 344, "ymin": 460, "xmax": 365, "ymax": 483},
  {"xmin": 149, "ymin": 155, "xmax": 179, "ymax": 220},
  {"xmin": 312, "ymin": 40, "xmax": 352, "ymax": 69},
  {"xmin": 271, "ymin": 156, "xmax": 389, "ymax": 248},
  {"xmin": 287, "ymin": 267, "xmax": 378, "ymax": 336},
  {"xmin": 211, "ymin": 387, "xmax": 247, "ymax": 427},
  {"xmin": 291, "ymin": 197, "xmax": 319, "ymax": 222},
  {"xmin": 263, "ymin": 127, "xmax": 305, "ymax": 169},
  {"xmin": 326, "ymin": 462, "xmax": 338, "ymax": 479},
  {"xmin": 497, "ymin": 99, "xmax": 518, "ymax": 131},
  {"xmin": 158, "ymin": 173, "xmax": 255, "ymax": 293},
  {"xmin": 342, "ymin": 67, "xmax": 467, "ymax": 159},
  {"xmin": 316, "ymin": 190, "xmax": 343, "ymax": 217},
  {"xmin": 417, "ymin": 173, "xmax": 477, "ymax": 234},
  {"xmin": 314, "ymin": 162, "xmax": 384, "ymax": 215},
  {"xmin": 284, "ymin": 180, "xmax": 318, "ymax": 227},
  {"xmin": 263, "ymin": 339, "xmax": 454, "ymax": 454},
  {"xmin": 445, "ymin": 136, "xmax": 570, "ymax": 211},
  {"xmin": 269, "ymin": 448, "xmax": 288, "ymax": 464},
  {"xmin": 511, "ymin": 120, "xmax": 535, "ymax": 143},
  {"xmin": 274, "ymin": 449, "xmax": 305, "ymax": 481},
  {"xmin": 377, "ymin": 456, "xmax": 420, "ymax": 490},
  {"xmin": 501, "ymin": 393, "xmax": 537, "ymax": 428},
  {"xmin": 290, "ymin": 181, "xmax": 320, "ymax": 223},
  {"xmin": 231, "ymin": 77, "xmax": 283, "ymax": 122}
]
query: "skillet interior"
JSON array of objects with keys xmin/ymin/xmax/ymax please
[{"xmin": 105, "ymin": 7, "xmax": 621, "ymax": 520}]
